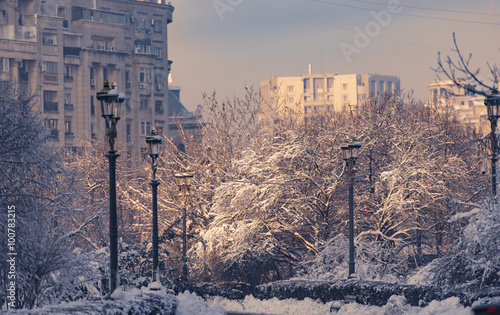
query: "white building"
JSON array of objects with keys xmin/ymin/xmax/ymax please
[
  {"xmin": 260, "ymin": 71, "xmax": 400, "ymax": 126},
  {"xmin": 428, "ymin": 80, "xmax": 488, "ymax": 133}
]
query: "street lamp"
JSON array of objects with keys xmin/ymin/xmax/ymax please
[
  {"xmin": 341, "ymin": 139, "xmax": 362, "ymax": 278},
  {"xmin": 174, "ymin": 169, "xmax": 195, "ymax": 283},
  {"xmin": 97, "ymin": 80, "xmax": 125, "ymax": 294},
  {"xmin": 485, "ymin": 94, "xmax": 500, "ymax": 199},
  {"xmin": 145, "ymin": 128, "xmax": 163, "ymax": 283}
]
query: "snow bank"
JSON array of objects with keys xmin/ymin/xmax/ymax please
[
  {"xmin": 209, "ymin": 294, "xmax": 472, "ymax": 315},
  {"xmin": 176, "ymin": 291, "xmax": 226, "ymax": 315},
  {"xmin": 3, "ymin": 289, "xmax": 177, "ymax": 315}
]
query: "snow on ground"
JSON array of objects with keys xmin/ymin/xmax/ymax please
[
  {"xmin": 176, "ymin": 291, "xmax": 474, "ymax": 315},
  {"xmin": 176, "ymin": 291, "xmax": 226, "ymax": 315}
]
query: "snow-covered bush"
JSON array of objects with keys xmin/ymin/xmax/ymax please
[
  {"xmin": 419, "ymin": 201, "xmax": 500, "ymax": 290},
  {"xmin": 297, "ymin": 235, "xmax": 405, "ymax": 282}
]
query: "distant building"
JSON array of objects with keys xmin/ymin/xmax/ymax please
[
  {"xmin": 259, "ymin": 71, "xmax": 400, "ymax": 127},
  {"xmin": 168, "ymin": 84, "xmax": 202, "ymax": 152},
  {"xmin": 428, "ymin": 80, "xmax": 487, "ymax": 133},
  {"xmin": 0, "ymin": 0, "xmax": 175, "ymax": 160}
]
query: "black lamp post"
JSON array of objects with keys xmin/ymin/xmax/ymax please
[
  {"xmin": 174, "ymin": 169, "xmax": 194, "ymax": 283},
  {"xmin": 485, "ymin": 94, "xmax": 500, "ymax": 199},
  {"xmin": 145, "ymin": 129, "xmax": 163, "ymax": 283},
  {"xmin": 97, "ymin": 80, "xmax": 125, "ymax": 294},
  {"xmin": 341, "ymin": 139, "xmax": 362, "ymax": 278}
]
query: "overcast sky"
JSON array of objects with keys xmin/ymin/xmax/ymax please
[{"xmin": 168, "ymin": 0, "xmax": 500, "ymax": 111}]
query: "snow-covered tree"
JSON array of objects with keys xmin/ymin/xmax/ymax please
[
  {"xmin": 0, "ymin": 83, "xmax": 85, "ymax": 308},
  {"xmin": 188, "ymin": 92, "xmax": 485, "ymax": 284}
]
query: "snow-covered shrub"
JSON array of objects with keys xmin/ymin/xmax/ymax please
[
  {"xmin": 425, "ymin": 201, "xmax": 500, "ymax": 289},
  {"xmin": 297, "ymin": 235, "xmax": 405, "ymax": 282}
]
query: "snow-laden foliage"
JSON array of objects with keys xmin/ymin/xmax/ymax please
[
  {"xmin": 297, "ymin": 235, "xmax": 401, "ymax": 282},
  {"xmin": 410, "ymin": 201, "xmax": 500, "ymax": 290},
  {"xmin": 0, "ymin": 84, "xmax": 83, "ymax": 308},
  {"xmin": 188, "ymin": 92, "xmax": 484, "ymax": 285},
  {"xmin": 191, "ymin": 130, "xmax": 345, "ymax": 285}
]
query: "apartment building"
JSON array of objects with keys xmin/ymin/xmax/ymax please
[
  {"xmin": 0, "ymin": 0, "xmax": 174, "ymax": 160},
  {"xmin": 259, "ymin": 72, "xmax": 400, "ymax": 126},
  {"xmin": 428, "ymin": 80, "xmax": 488, "ymax": 133}
]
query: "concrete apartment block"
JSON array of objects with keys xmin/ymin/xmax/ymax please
[
  {"xmin": 260, "ymin": 71, "xmax": 400, "ymax": 127},
  {"xmin": 0, "ymin": 0, "xmax": 174, "ymax": 161}
]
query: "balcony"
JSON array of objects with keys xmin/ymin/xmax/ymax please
[
  {"xmin": 44, "ymin": 102, "xmax": 58, "ymax": 112},
  {"xmin": 43, "ymin": 74, "xmax": 58, "ymax": 82},
  {"xmin": 49, "ymin": 129, "xmax": 59, "ymax": 140},
  {"xmin": 64, "ymin": 103, "xmax": 74, "ymax": 109}
]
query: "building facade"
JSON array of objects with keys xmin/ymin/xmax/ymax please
[
  {"xmin": 428, "ymin": 80, "xmax": 488, "ymax": 133},
  {"xmin": 0, "ymin": 0, "xmax": 174, "ymax": 160},
  {"xmin": 259, "ymin": 72, "xmax": 400, "ymax": 126}
]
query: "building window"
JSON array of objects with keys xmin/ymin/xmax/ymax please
[
  {"xmin": 93, "ymin": 39, "xmax": 113, "ymax": 50},
  {"xmin": 90, "ymin": 95, "xmax": 95, "ymax": 115},
  {"xmin": 387, "ymin": 81, "xmax": 393, "ymax": 93},
  {"xmin": 343, "ymin": 94, "xmax": 348, "ymax": 102},
  {"xmin": 125, "ymin": 98, "xmax": 131, "ymax": 113},
  {"xmin": 154, "ymin": 74, "xmax": 162, "ymax": 86},
  {"xmin": 65, "ymin": 121, "xmax": 72, "ymax": 135},
  {"xmin": 153, "ymin": 47, "xmax": 162, "ymax": 58},
  {"xmin": 288, "ymin": 97, "xmax": 294, "ymax": 104},
  {"xmin": 140, "ymin": 121, "xmax": 151, "ymax": 136},
  {"xmin": 126, "ymin": 124, "xmax": 131, "ymax": 142},
  {"xmin": 342, "ymin": 83, "xmax": 348, "ymax": 90},
  {"xmin": 155, "ymin": 100, "xmax": 163, "ymax": 115},
  {"xmin": 64, "ymin": 93, "xmax": 72, "ymax": 106},
  {"xmin": 57, "ymin": 6, "xmax": 66, "ymax": 18},
  {"xmin": 370, "ymin": 80, "xmax": 376, "ymax": 96},
  {"xmin": 42, "ymin": 33, "xmax": 56, "ymax": 45},
  {"xmin": 152, "ymin": 19, "xmax": 162, "ymax": 32},
  {"xmin": 135, "ymin": 39, "xmax": 152, "ymax": 54},
  {"xmin": 45, "ymin": 119, "xmax": 58, "ymax": 130},
  {"xmin": 90, "ymin": 67, "xmax": 95, "ymax": 87},
  {"xmin": 155, "ymin": 122, "xmax": 164, "ymax": 135},
  {"xmin": 125, "ymin": 71, "xmax": 130, "ymax": 88},
  {"xmin": 43, "ymin": 61, "xmax": 58, "ymax": 74},
  {"xmin": 136, "ymin": 18, "xmax": 147, "ymax": 29},
  {"xmin": 327, "ymin": 78, "xmax": 334, "ymax": 91},
  {"xmin": 45, "ymin": 119, "xmax": 59, "ymax": 139},
  {"xmin": 0, "ymin": 58, "xmax": 9, "ymax": 72},
  {"xmin": 288, "ymin": 85, "xmax": 293, "ymax": 92},
  {"xmin": 304, "ymin": 78, "xmax": 310, "ymax": 90},
  {"xmin": 139, "ymin": 67, "xmax": 151, "ymax": 83},
  {"xmin": 43, "ymin": 91, "xmax": 58, "ymax": 112},
  {"xmin": 64, "ymin": 65, "xmax": 73, "ymax": 80},
  {"xmin": 379, "ymin": 81, "xmax": 384, "ymax": 94},
  {"xmin": 140, "ymin": 95, "xmax": 150, "ymax": 110}
]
